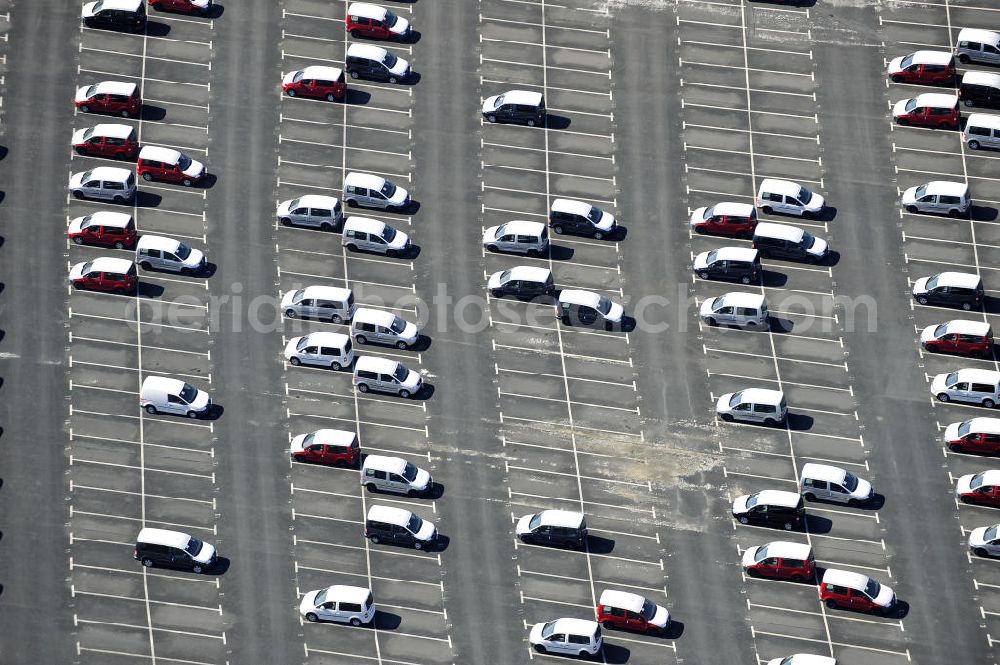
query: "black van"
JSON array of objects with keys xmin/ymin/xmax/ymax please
[
  {"xmin": 752, "ymin": 222, "xmax": 829, "ymax": 264},
  {"xmin": 732, "ymin": 491, "xmax": 804, "ymax": 531},
  {"xmin": 516, "ymin": 510, "xmax": 588, "ymax": 549},
  {"xmin": 960, "ymin": 71, "xmax": 1000, "ymax": 109},
  {"xmin": 365, "ymin": 505, "xmax": 437, "ymax": 550},
  {"xmin": 482, "ymin": 90, "xmax": 546, "ymax": 126},
  {"xmin": 693, "ymin": 247, "xmax": 761, "ymax": 284},
  {"xmin": 134, "ymin": 527, "xmax": 217, "ymax": 573},
  {"xmin": 82, "ymin": 0, "xmax": 147, "ymax": 31},
  {"xmin": 912, "ymin": 271, "xmax": 984, "ymax": 310},
  {"xmin": 345, "ymin": 43, "xmax": 410, "ymax": 83},
  {"xmin": 488, "ymin": 266, "xmax": 555, "ymax": 299}
]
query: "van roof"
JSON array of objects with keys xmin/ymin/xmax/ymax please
[
  {"xmin": 290, "ymin": 194, "xmax": 339, "ymax": 208},
  {"xmin": 914, "ymin": 92, "xmax": 959, "ymax": 108},
  {"xmin": 958, "ymin": 28, "xmax": 1000, "ymax": 44},
  {"xmin": 344, "ymin": 171, "xmax": 386, "ymax": 190},
  {"xmin": 760, "ymin": 540, "xmax": 812, "ymax": 560},
  {"xmin": 923, "ymin": 181, "xmax": 969, "ymax": 197},
  {"xmin": 308, "ymin": 429, "xmax": 357, "ymax": 447},
  {"xmin": 299, "ymin": 65, "xmax": 343, "ymax": 80},
  {"xmin": 559, "ymin": 289, "xmax": 606, "ymax": 308},
  {"xmin": 549, "ymin": 618, "xmax": 599, "ymax": 636},
  {"xmin": 942, "ymin": 319, "xmax": 991, "ymax": 336},
  {"xmin": 139, "ymin": 145, "xmax": 183, "ymax": 164},
  {"xmin": 800, "ymin": 463, "xmax": 847, "ymax": 484},
  {"xmin": 367, "ymin": 504, "xmax": 412, "ymax": 526},
  {"xmin": 344, "ymin": 216, "xmax": 387, "ymax": 234},
  {"xmin": 963, "ymin": 71, "xmax": 1000, "ymax": 88},
  {"xmin": 500, "ymin": 89, "xmax": 544, "ymax": 107},
  {"xmin": 964, "ymin": 417, "xmax": 1000, "ymax": 435},
  {"xmin": 735, "ymin": 388, "xmax": 785, "ymax": 405},
  {"xmin": 909, "ymin": 50, "xmax": 954, "ymax": 66},
  {"xmin": 362, "ymin": 454, "xmax": 407, "ymax": 475},
  {"xmin": 712, "ymin": 201, "xmax": 755, "ymax": 217},
  {"xmin": 508, "ymin": 265, "xmax": 552, "ymax": 282},
  {"xmin": 88, "ymin": 166, "xmax": 134, "ymax": 181},
  {"xmin": 320, "ymin": 584, "xmax": 371, "ymax": 605},
  {"xmin": 355, "ymin": 355, "xmax": 401, "ymax": 374},
  {"xmin": 301, "ymin": 285, "xmax": 352, "ymax": 300},
  {"xmin": 718, "ymin": 292, "xmax": 766, "ymax": 308},
  {"xmin": 500, "ymin": 219, "xmax": 546, "ymax": 235},
  {"xmin": 822, "ymin": 568, "xmax": 869, "ymax": 590},
  {"xmin": 754, "ymin": 490, "xmax": 802, "ymax": 508},
  {"xmin": 711, "ymin": 247, "xmax": 758, "ymax": 262},
  {"xmin": 301, "ymin": 331, "xmax": 351, "ymax": 347},
  {"xmin": 551, "ymin": 198, "xmax": 596, "ymax": 217},
  {"xmin": 934, "ymin": 271, "xmax": 982, "ymax": 289},
  {"xmin": 780, "ymin": 656, "xmax": 835, "ymax": 665},
  {"xmin": 598, "ymin": 589, "xmax": 646, "ymax": 613},
  {"xmin": 347, "ymin": 42, "xmax": 390, "ymax": 61},
  {"xmin": 136, "ymin": 235, "xmax": 181, "ymax": 252},
  {"xmin": 348, "ymin": 2, "xmax": 388, "ymax": 19},
  {"xmin": 537, "ymin": 509, "xmax": 585, "ymax": 528},
  {"xmin": 94, "ymin": 0, "xmax": 144, "ymax": 10},
  {"xmin": 87, "ymin": 123, "xmax": 134, "ymax": 139},
  {"xmin": 137, "ymin": 527, "xmax": 191, "ymax": 549},
  {"xmin": 88, "ymin": 256, "xmax": 135, "ymax": 273},
  {"xmin": 142, "ymin": 376, "xmax": 187, "ymax": 393},
  {"xmin": 758, "ymin": 178, "xmax": 804, "ymax": 197},
  {"xmin": 82, "ymin": 211, "xmax": 133, "ymax": 228},
  {"xmin": 754, "ymin": 222, "xmax": 806, "ymax": 242},
  {"xmin": 966, "ymin": 112, "xmax": 1000, "ymax": 130},
  {"xmin": 950, "ymin": 368, "xmax": 1000, "ymax": 383},
  {"xmin": 91, "ymin": 81, "xmax": 137, "ymax": 96},
  {"xmin": 353, "ymin": 307, "xmax": 396, "ymax": 326}
]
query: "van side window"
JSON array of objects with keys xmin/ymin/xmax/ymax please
[
  {"xmin": 757, "ymin": 404, "xmax": 776, "ymax": 414},
  {"xmin": 568, "ymin": 635, "xmax": 591, "ymax": 645},
  {"xmin": 970, "ymin": 126, "xmax": 991, "ymax": 137},
  {"xmin": 320, "ymin": 346, "xmax": 341, "ymax": 356},
  {"xmin": 608, "ymin": 607, "xmax": 625, "ymax": 617},
  {"xmin": 106, "ymin": 181, "xmax": 125, "ymax": 190},
  {"xmin": 357, "ymin": 369, "xmax": 378, "ymax": 380},
  {"xmin": 365, "ymin": 469, "xmax": 387, "ymax": 480},
  {"xmin": 971, "ymin": 383, "xmax": 996, "ymax": 393},
  {"xmin": 168, "ymin": 394, "xmax": 183, "ymax": 404},
  {"xmin": 340, "ymin": 602, "xmax": 362, "ymax": 612},
  {"xmin": 987, "ymin": 44, "xmax": 1000, "ymax": 55}
]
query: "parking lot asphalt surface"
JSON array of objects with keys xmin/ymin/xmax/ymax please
[{"xmin": 2, "ymin": 0, "xmax": 999, "ymax": 664}]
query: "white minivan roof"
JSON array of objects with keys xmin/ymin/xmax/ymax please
[
  {"xmin": 87, "ymin": 123, "xmax": 134, "ymax": 140},
  {"xmin": 559, "ymin": 289, "xmax": 605, "ymax": 309},
  {"xmin": 943, "ymin": 319, "xmax": 991, "ymax": 336},
  {"xmin": 913, "ymin": 92, "xmax": 958, "ymax": 108},
  {"xmin": 353, "ymin": 307, "xmax": 397, "ymax": 327},
  {"xmin": 344, "ymin": 216, "xmax": 387, "ymax": 235},
  {"xmin": 537, "ymin": 509, "xmax": 585, "ymax": 528},
  {"xmin": 141, "ymin": 376, "xmax": 186, "ymax": 394},
  {"xmin": 965, "ymin": 113, "xmax": 1000, "ymax": 131},
  {"xmin": 735, "ymin": 388, "xmax": 785, "ymax": 405},
  {"xmin": 754, "ymin": 490, "xmax": 801, "ymax": 508},
  {"xmin": 362, "ymin": 454, "xmax": 408, "ymax": 475},
  {"xmin": 347, "ymin": 42, "xmax": 390, "ymax": 62},
  {"xmin": 344, "ymin": 171, "xmax": 387, "ymax": 190},
  {"xmin": 88, "ymin": 166, "xmax": 134, "ymax": 182},
  {"xmin": 822, "ymin": 568, "xmax": 869, "ymax": 590},
  {"xmin": 80, "ymin": 211, "xmax": 133, "ymax": 229},
  {"xmin": 367, "ymin": 504, "xmax": 412, "ymax": 526},
  {"xmin": 348, "ymin": 2, "xmax": 388, "ymax": 20},
  {"xmin": 800, "ymin": 463, "xmax": 848, "ymax": 484},
  {"xmin": 718, "ymin": 292, "xmax": 766, "ymax": 309},
  {"xmin": 136, "ymin": 235, "xmax": 181, "ymax": 253},
  {"xmin": 87, "ymin": 256, "xmax": 134, "ymax": 274},
  {"xmin": 712, "ymin": 201, "xmax": 755, "ymax": 217},
  {"xmin": 355, "ymin": 355, "xmax": 401, "ymax": 375},
  {"xmin": 958, "ymin": 28, "xmax": 1000, "ymax": 45},
  {"xmin": 963, "ymin": 71, "xmax": 1000, "ymax": 89},
  {"xmin": 923, "ymin": 181, "xmax": 969, "ymax": 198},
  {"xmin": 500, "ymin": 219, "xmax": 546, "ymax": 235},
  {"xmin": 757, "ymin": 178, "xmax": 804, "ymax": 198},
  {"xmin": 909, "ymin": 50, "xmax": 954, "ymax": 66},
  {"xmin": 299, "ymin": 65, "xmax": 343, "ymax": 80},
  {"xmin": 964, "ymin": 417, "xmax": 1000, "ymax": 435},
  {"xmin": 711, "ymin": 247, "xmax": 758, "ymax": 262},
  {"xmin": 507, "ymin": 266, "xmax": 552, "ymax": 282},
  {"xmin": 301, "ymin": 285, "xmax": 352, "ymax": 301},
  {"xmin": 934, "ymin": 271, "xmax": 982, "ymax": 289},
  {"xmin": 500, "ymin": 89, "xmax": 544, "ymax": 107},
  {"xmin": 549, "ymin": 618, "xmax": 598, "ymax": 636},
  {"xmin": 754, "ymin": 222, "xmax": 805, "ymax": 243},
  {"xmin": 598, "ymin": 589, "xmax": 645, "ymax": 613},
  {"xmin": 951, "ymin": 368, "xmax": 1000, "ymax": 384},
  {"xmin": 289, "ymin": 194, "xmax": 339, "ymax": 209},
  {"xmin": 321, "ymin": 584, "xmax": 371, "ymax": 605},
  {"xmin": 139, "ymin": 145, "xmax": 183, "ymax": 165},
  {"xmin": 551, "ymin": 198, "xmax": 597, "ymax": 217},
  {"xmin": 760, "ymin": 540, "xmax": 812, "ymax": 560},
  {"xmin": 301, "ymin": 331, "xmax": 350, "ymax": 347},
  {"xmin": 137, "ymin": 527, "xmax": 191, "ymax": 549}
]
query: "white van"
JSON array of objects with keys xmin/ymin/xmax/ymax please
[
  {"xmin": 529, "ymin": 618, "xmax": 603, "ymax": 657},
  {"xmin": 755, "ymin": 178, "xmax": 826, "ymax": 219},
  {"xmin": 716, "ymin": 388, "xmax": 786, "ymax": 425},
  {"xmin": 281, "ymin": 285, "xmax": 355, "ymax": 323},
  {"xmin": 135, "ymin": 235, "xmax": 206, "ymax": 274},
  {"xmin": 69, "ymin": 166, "xmax": 136, "ymax": 204},
  {"xmin": 342, "ymin": 216, "xmax": 410, "ymax": 256},
  {"xmin": 284, "ymin": 332, "xmax": 354, "ymax": 370},
  {"xmin": 556, "ymin": 289, "xmax": 624, "ymax": 329},
  {"xmin": 931, "ymin": 368, "xmax": 1000, "ymax": 407},
  {"xmin": 353, "ymin": 355, "xmax": 422, "ymax": 398},
  {"xmin": 365, "ymin": 504, "xmax": 437, "ymax": 549},
  {"xmin": 299, "ymin": 585, "xmax": 375, "ymax": 625},
  {"xmin": 901, "ymin": 181, "xmax": 970, "ymax": 217},
  {"xmin": 482, "ymin": 220, "xmax": 549, "ymax": 255},
  {"xmin": 798, "ymin": 463, "xmax": 873, "ymax": 506},
  {"xmin": 700, "ymin": 292, "xmax": 768, "ymax": 329},
  {"xmin": 343, "ymin": 171, "xmax": 410, "ymax": 211},
  {"xmin": 963, "ymin": 113, "xmax": 1000, "ymax": 150},
  {"xmin": 140, "ymin": 376, "xmax": 211, "ymax": 418},
  {"xmin": 134, "ymin": 527, "xmax": 217, "ymax": 574},
  {"xmin": 955, "ymin": 27, "xmax": 1000, "ymax": 65},
  {"xmin": 351, "ymin": 307, "xmax": 419, "ymax": 349},
  {"xmin": 276, "ymin": 194, "xmax": 343, "ymax": 230},
  {"xmin": 361, "ymin": 455, "xmax": 433, "ymax": 496}
]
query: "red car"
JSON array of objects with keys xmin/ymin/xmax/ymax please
[
  {"xmin": 921, "ymin": 319, "xmax": 994, "ymax": 357},
  {"xmin": 892, "ymin": 93, "xmax": 960, "ymax": 129},
  {"xmin": 957, "ymin": 470, "xmax": 1000, "ymax": 506},
  {"xmin": 72, "ymin": 123, "xmax": 138, "ymax": 159},
  {"xmin": 887, "ymin": 50, "xmax": 955, "ymax": 86},
  {"xmin": 689, "ymin": 201, "xmax": 757, "ymax": 238},
  {"xmin": 137, "ymin": 146, "xmax": 206, "ymax": 186},
  {"xmin": 741, "ymin": 541, "xmax": 814, "ymax": 581},
  {"xmin": 75, "ymin": 81, "xmax": 141, "ymax": 118},
  {"xmin": 945, "ymin": 417, "xmax": 1000, "ymax": 455},
  {"xmin": 282, "ymin": 66, "xmax": 346, "ymax": 102},
  {"xmin": 346, "ymin": 2, "xmax": 411, "ymax": 40},
  {"xmin": 289, "ymin": 429, "xmax": 359, "ymax": 466},
  {"xmin": 69, "ymin": 257, "xmax": 137, "ymax": 294},
  {"xmin": 148, "ymin": 0, "xmax": 212, "ymax": 15},
  {"xmin": 596, "ymin": 590, "xmax": 669, "ymax": 636},
  {"xmin": 819, "ymin": 570, "xmax": 896, "ymax": 616},
  {"xmin": 67, "ymin": 211, "xmax": 137, "ymax": 249}
]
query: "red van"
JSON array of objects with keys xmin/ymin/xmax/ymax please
[
  {"xmin": 689, "ymin": 201, "xmax": 757, "ymax": 238},
  {"xmin": 69, "ymin": 257, "xmax": 138, "ymax": 294},
  {"xmin": 67, "ymin": 211, "xmax": 137, "ymax": 249},
  {"xmin": 75, "ymin": 81, "xmax": 142, "ymax": 118},
  {"xmin": 148, "ymin": 0, "xmax": 212, "ymax": 15},
  {"xmin": 944, "ymin": 417, "xmax": 1000, "ymax": 455},
  {"xmin": 887, "ymin": 50, "xmax": 956, "ymax": 86},
  {"xmin": 289, "ymin": 429, "xmax": 359, "ymax": 467},
  {"xmin": 741, "ymin": 541, "xmax": 814, "ymax": 581},
  {"xmin": 346, "ymin": 2, "xmax": 411, "ymax": 40},
  {"xmin": 137, "ymin": 146, "xmax": 206, "ymax": 186},
  {"xmin": 72, "ymin": 123, "xmax": 139, "ymax": 159},
  {"xmin": 921, "ymin": 319, "xmax": 994, "ymax": 357},
  {"xmin": 595, "ymin": 590, "xmax": 669, "ymax": 636},
  {"xmin": 892, "ymin": 93, "xmax": 960, "ymax": 129},
  {"xmin": 282, "ymin": 66, "xmax": 346, "ymax": 102},
  {"xmin": 819, "ymin": 570, "xmax": 896, "ymax": 616},
  {"xmin": 956, "ymin": 470, "xmax": 1000, "ymax": 507}
]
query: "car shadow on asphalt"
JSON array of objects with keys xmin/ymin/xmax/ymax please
[
  {"xmin": 586, "ymin": 535, "xmax": 615, "ymax": 555},
  {"xmin": 372, "ymin": 611, "xmax": 402, "ymax": 630},
  {"xmin": 970, "ymin": 205, "xmax": 998, "ymax": 222},
  {"xmin": 786, "ymin": 413, "xmax": 813, "ymax": 431},
  {"xmin": 136, "ymin": 282, "xmax": 166, "ymax": 298},
  {"xmin": 140, "ymin": 105, "xmax": 166, "ymax": 122},
  {"xmin": 134, "ymin": 191, "xmax": 163, "ymax": 208},
  {"xmin": 803, "ymin": 514, "xmax": 833, "ymax": 534},
  {"xmin": 208, "ymin": 557, "xmax": 231, "ymax": 576},
  {"xmin": 761, "ymin": 270, "xmax": 787, "ymax": 288},
  {"xmin": 344, "ymin": 89, "xmax": 372, "ymax": 105},
  {"xmin": 145, "ymin": 22, "xmax": 171, "ymax": 38}
]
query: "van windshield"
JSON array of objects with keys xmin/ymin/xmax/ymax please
[
  {"xmin": 84, "ymin": 85, "xmax": 98, "ymax": 99},
  {"xmin": 385, "ymin": 9, "xmax": 399, "ymax": 27},
  {"xmin": 383, "ymin": 51, "xmax": 398, "ymax": 68},
  {"xmin": 81, "ymin": 261, "xmax": 94, "ymax": 275},
  {"xmin": 905, "ymin": 98, "xmax": 918, "ymax": 112},
  {"xmin": 540, "ymin": 621, "xmax": 557, "ymax": 639},
  {"xmin": 382, "ymin": 225, "xmax": 397, "ymax": 242},
  {"xmin": 596, "ymin": 296, "xmax": 613, "ymax": 315},
  {"xmin": 971, "ymin": 472, "xmax": 986, "ymax": 489},
  {"xmin": 842, "ymin": 472, "xmax": 859, "ymax": 492},
  {"xmin": 314, "ymin": 588, "xmax": 328, "ymax": 606},
  {"xmin": 287, "ymin": 197, "xmax": 301, "ymax": 210},
  {"xmin": 926, "ymin": 275, "xmax": 939, "ymax": 290},
  {"xmin": 958, "ymin": 419, "xmax": 973, "ymax": 437},
  {"xmin": 587, "ymin": 206, "xmax": 603, "ymax": 224},
  {"xmin": 799, "ymin": 231, "xmax": 815, "ymax": 248},
  {"xmin": 402, "ymin": 462, "xmax": 418, "ymax": 482},
  {"xmin": 292, "ymin": 71, "xmax": 304, "ymax": 83},
  {"xmin": 641, "ymin": 599, "xmax": 657, "ymax": 620},
  {"xmin": 81, "ymin": 127, "xmax": 95, "ymax": 141},
  {"xmin": 392, "ymin": 365, "xmax": 408, "ymax": 382},
  {"xmin": 175, "ymin": 243, "xmax": 191, "ymax": 260},
  {"xmin": 301, "ymin": 432, "xmax": 315, "ymax": 447},
  {"xmin": 81, "ymin": 169, "xmax": 95, "ymax": 183},
  {"xmin": 498, "ymin": 270, "xmax": 512, "ymax": 285},
  {"xmin": 745, "ymin": 493, "xmax": 759, "ymax": 508},
  {"xmin": 80, "ymin": 215, "xmax": 94, "ymax": 229},
  {"xmin": 406, "ymin": 514, "xmax": 422, "ymax": 533},
  {"xmin": 729, "ymin": 391, "xmax": 743, "ymax": 408},
  {"xmin": 864, "ymin": 578, "xmax": 881, "ymax": 599},
  {"xmin": 528, "ymin": 513, "xmax": 542, "ymax": 530},
  {"xmin": 705, "ymin": 250, "xmax": 718, "ymax": 264},
  {"xmin": 986, "ymin": 526, "xmax": 999, "ymax": 541},
  {"xmin": 702, "ymin": 206, "xmax": 714, "ymax": 220},
  {"xmin": 900, "ymin": 54, "xmax": 914, "ymax": 68},
  {"xmin": 390, "ymin": 316, "xmax": 406, "ymax": 334},
  {"xmin": 380, "ymin": 181, "xmax": 396, "ymax": 197},
  {"xmin": 945, "ymin": 371, "xmax": 959, "ymax": 386},
  {"xmin": 933, "ymin": 323, "xmax": 948, "ymax": 338},
  {"xmin": 754, "ymin": 545, "xmax": 770, "ymax": 563},
  {"xmin": 296, "ymin": 337, "xmax": 310, "ymax": 351},
  {"xmin": 184, "ymin": 537, "xmax": 203, "ymax": 556},
  {"xmin": 915, "ymin": 184, "xmax": 928, "ymax": 199},
  {"xmin": 177, "ymin": 154, "xmax": 192, "ymax": 170},
  {"xmin": 290, "ymin": 288, "xmax": 304, "ymax": 304},
  {"xmin": 495, "ymin": 223, "xmax": 508, "ymax": 238},
  {"xmin": 179, "ymin": 383, "xmax": 198, "ymax": 403},
  {"xmin": 798, "ymin": 187, "xmax": 812, "ymax": 204}
]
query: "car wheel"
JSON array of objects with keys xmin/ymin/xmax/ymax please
[
  {"xmin": 984, "ymin": 398, "xmax": 996, "ymax": 409},
  {"xmin": 962, "ymin": 495, "xmax": 974, "ymax": 504},
  {"xmin": 70, "ymin": 236, "xmax": 85, "ymax": 246},
  {"xmin": 142, "ymin": 558, "xmax": 154, "ymax": 567},
  {"xmin": 388, "ymin": 76, "xmax": 399, "ymax": 84},
  {"xmin": 790, "ymin": 574, "xmax": 805, "ymax": 582},
  {"xmin": 578, "ymin": 651, "xmax": 589, "ymax": 658},
  {"xmin": 534, "ymin": 645, "xmax": 546, "ymax": 654},
  {"xmin": 347, "ymin": 199, "xmax": 358, "ymax": 208},
  {"xmin": 602, "ymin": 620, "xmax": 615, "ymax": 629},
  {"xmin": 761, "ymin": 206, "xmax": 773, "ymax": 215},
  {"xmin": 873, "ymin": 606, "xmax": 887, "ymax": 617},
  {"xmin": 413, "ymin": 541, "xmax": 422, "ymax": 550},
  {"xmin": 490, "ymin": 289, "xmax": 503, "ymax": 298},
  {"xmin": 113, "ymin": 241, "xmax": 125, "ymax": 250},
  {"xmin": 486, "ymin": 115, "xmax": 497, "ymax": 123},
  {"xmin": 960, "ymin": 54, "xmax": 971, "ymax": 64},
  {"xmin": 399, "ymin": 389, "xmax": 411, "ymax": 398},
  {"xmin": 553, "ymin": 225, "xmax": 564, "ymax": 235},
  {"xmin": 305, "ymin": 612, "xmax": 319, "ymax": 622},
  {"xmin": 890, "ymin": 74, "xmax": 903, "ymax": 83},
  {"xmin": 396, "ymin": 341, "xmax": 408, "ymax": 350},
  {"xmin": 763, "ymin": 417, "xmax": 777, "ymax": 427},
  {"xmin": 646, "ymin": 627, "xmax": 661, "ymax": 636},
  {"xmin": 745, "ymin": 567, "xmax": 758, "ymax": 577},
  {"xmin": 486, "ymin": 244, "xmax": 499, "ymax": 253},
  {"xmin": 325, "ymin": 93, "xmax": 337, "ymax": 102},
  {"xmin": 289, "ymin": 357, "xmax": 301, "ymax": 366},
  {"xmin": 897, "ymin": 118, "xmax": 909, "ymax": 126},
  {"xmin": 386, "ymin": 249, "xmax": 398, "ymax": 258},
  {"xmin": 285, "ymin": 309, "xmax": 299, "ymax": 319},
  {"xmin": 365, "ymin": 483, "xmax": 377, "ymax": 492},
  {"xmin": 280, "ymin": 217, "xmax": 293, "ymax": 227},
  {"xmin": 357, "ymin": 383, "xmax": 369, "ymax": 393},
  {"xmin": 694, "ymin": 225, "xmax": 707, "ymax": 235},
  {"xmin": 924, "ymin": 344, "xmax": 938, "ymax": 353},
  {"xmin": 917, "ymin": 296, "xmax": 928, "ymax": 305},
  {"xmin": 848, "ymin": 498, "xmax": 860, "ymax": 507},
  {"xmin": 346, "ymin": 243, "xmax": 358, "ymax": 252},
  {"xmin": 73, "ymin": 190, "xmax": 86, "ymax": 200},
  {"xmin": 142, "ymin": 172, "xmax": 153, "ymax": 181},
  {"xmin": 721, "ymin": 413, "xmax": 734, "ymax": 422},
  {"xmin": 936, "ymin": 392, "xmax": 950, "ymax": 402},
  {"xmin": 697, "ymin": 271, "xmax": 710, "ymax": 280},
  {"xmin": 825, "ymin": 599, "xmax": 838, "ymax": 609},
  {"xmin": 975, "ymin": 547, "xmax": 989, "ymax": 557},
  {"xmin": 192, "ymin": 564, "xmax": 204, "ymax": 574},
  {"xmin": 351, "ymin": 29, "xmax": 362, "ymax": 38},
  {"xmin": 802, "ymin": 211, "xmax": 814, "ymax": 220},
  {"xmin": 370, "ymin": 535, "xmax": 381, "ymax": 544},
  {"xmin": 320, "ymin": 222, "xmax": 333, "ymax": 231},
  {"xmin": 285, "ymin": 89, "xmax": 296, "ymax": 97},
  {"xmin": 138, "ymin": 261, "xmax": 152, "ymax": 271},
  {"xmin": 970, "ymin": 140, "xmax": 981, "ymax": 150},
  {"xmin": 350, "ymin": 617, "xmax": 362, "ymax": 627},
  {"xmin": 187, "ymin": 411, "xmax": 198, "ymax": 419},
  {"xmin": 965, "ymin": 98, "xmax": 975, "ymax": 108},
  {"xmin": 740, "ymin": 275, "xmax": 751, "ymax": 284},
  {"xmin": 706, "ymin": 317, "xmax": 717, "ymax": 326},
  {"xmin": 738, "ymin": 516, "xmax": 749, "ymax": 524},
  {"xmin": 182, "ymin": 178, "xmax": 193, "ymax": 187},
  {"xmin": 593, "ymin": 231, "xmax": 604, "ymax": 240},
  {"xmin": 906, "ymin": 205, "xmax": 918, "ymax": 213},
  {"xmin": 783, "ymin": 522, "xmax": 793, "ymax": 530},
  {"xmin": 330, "ymin": 314, "xmax": 342, "ymax": 324},
  {"xmin": 963, "ymin": 301, "xmax": 973, "ymax": 311},
  {"xmin": 330, "ymin": 361, "xmax": 342, "ymax": 371},
  {"xmin": 350, "ymin": 71, "xmax": 360, "ymax": 79},
  {"xmin": 80, "ymin": 104, "xmax": 91, "ymax": 113},
  {"xmin": 113, "ymin": 195, "xmax": 126, "ymax": 204},
  {"xmin": 950, "ymin": 443, "xmax": 964, "ymax": 453},
  {"xmin": 145, "ymin": 405, "xmax": 157, "ymax": 415}
]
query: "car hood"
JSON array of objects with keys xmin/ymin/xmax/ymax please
[
  {"xmin": 887, "ymin": 56, "xmax": 905, "ymax": 75},
  {"xmin": 191, "ymin": 0, "xmax": 212, "ymax": 7},
  {"xmin": 388, "ymin": 230, "xmax": 410, "ymax": 250},
  {"xmin": 716, "ymin": 392, "xmax": 735, "ymax": 413},
  {"xmin": 401, "ymin": 369, "xmax": 422, "ymax": 391},
  {"xmin": 650, "ymin": 604, "xmax": 670, "ymax": 629},
  {"xmin": 68, "ymin": 216, "xmax": 88, "ymax": 235},
  {"xmin": 741, "ymin": 546, "xmax": 762, "ymax": 568},
  {"xmin": 280, "ymin": 290, "xmax": 298, "ymax": 309},
  {"xmin": 276, "ymin": 199, "xmax": 293, "ymax": 216},
  {"xmin": 851, "ymin": 478, "xmax": 874, "ymax": 501},
  {"xmin": 731, "ymin": 495, "xmax": 751, "ymax": 515},
  {"xmin": 388, "ymin": 57, "xmax": 410, "ymax": 77},
  {"xmin": 390, "ymin": 16, "xmax": 410, "ymax": 35},
  {"xmin": 387, "ymin": 185, "xmax": 409, "ymax": 206},
  {"xmin": 693, "ymin": 251, "xmax": 711, "ymax": 270},
  {"xmin": 72, "ymin": 128, "xmax": 90, "ymax": 144},
  {"xmin": 75, "ymin": 86, "xmax": 93, "ymax": 103},
  {"xmin": 699, "ymin": 298, "xmax": 719, "ymax": 318},
  {"xmin": 69, "ymin": 262, "xmax": 87, "ymax": 280},
  {"xmin": 689, "ymin": 206, "xmax": 710, "ymax": 226},
  {"xmin": 190, "ymin": 389, "xmax": 211, "ymax": 411},
  {"xmin": 956, "ymin": 474, "xmax": 975, "ymax": 496},
  {"xmin": 529, "ymin": 622, "xmax": 545, "ymax": 644},
  {"xmin": 970, "ymin": 526, "xmax": 992, "ymax": 548},
  {"xmin": 804, "ymin": 192, "xmax": 825, "ymax": 213},
  {"xmin": 483, "ymin": 225, "xmax": 502, "ymax": 244},
  {"xmin": 413, "ymin": 467, "xmax": 432, "ymax": 491},
  {"xmin": 487, "ymin": 271, "xmax": 504, "ymax": 290},
  {"xmin": 515, "ymin": 514, "xmax": 534, "ymax": 536},
  {"xmin": 299, "ymin": 589, "xmax": 321, "ymax": 614},
  {"xmin": 192, "ymin": 541, "xmax": 216, "ymax": 565},
  {"xmin": 183, "ymin": 159, "xmax": 205, "ymax": 179},
  {"xmin": 289, "ymin": 433, "xmax": 309, "ymax": 454},
  {"xmin": 400, "ymin": 321, "xmax": 419, "ymax": 345},
  {"xmin": 807, "ymin": 237, "xmax": 828, "ymax": 257},
  {"xmin": 414, "ymin": 520, "xmax": 436, "ymax": 542},
  {"xmin": 912, "ymin": 276, "xmax": 930, "ymax": 296},
  {"xmin": 892, "ymin": 99, "xmax": 910, "ymax": 118},
  {"xmin": 873, "ymin": 584, "xmax": 895, "ymax": 608},
  {"xmin": 182, "ymin": 247, "xmax": 205, "ymax": 268},
  {"xmin": 482, "ymin": 95, "xmax": 501, "ymax": 114},
  {"xmin": 284, "ymin": 337, "xmax": 304, "ymax": 359},
  {"xmin": 930, "ymin": 373, "xmax": 949, "ymax": 395},
  {"xmin": 901, "ymin": 186, "xmax": 919, "ymax": 206},
  {"xmin": 69, "ymin": 172, "xmax": 86, "ymax": 188},
  {"xmin": 944, "ymin": 421, "xmax": 960, "ymax": 442},
  {"xmin": 595, "ymin": 210, "xmax": 616, "ymax": 231},
  {"xmin": 82, "ymin": 2, "xmax": 99, "ymax": 18},
  {"xmin": 605, "ymin": 301, "xmax": 625, "ymax": 323},
  {"xmin": 282, "ymin": 70, "xmax": 301, "ymax": 86},
  {"xmin": 919, "ymin": 324, "xmax": 939, "ymax": 343}
]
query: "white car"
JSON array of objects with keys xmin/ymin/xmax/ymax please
[
  {"xmin": 766, "ymin": 655, "xmax": 836, "ymax": 665},
  {"xmin": 901, "ymin": 181, "xmax": 970, "ymax": 217},
  {"xmin": 969, "ymin": 524, "xmax": 1000, "ymax": 557},
  {"xmin": 529, "ymin": 618, "xmax": 602, "ymax": 657},
  {"xmin": 299, "ymin": 585, "xmax": 375, "ymax": 625}
]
